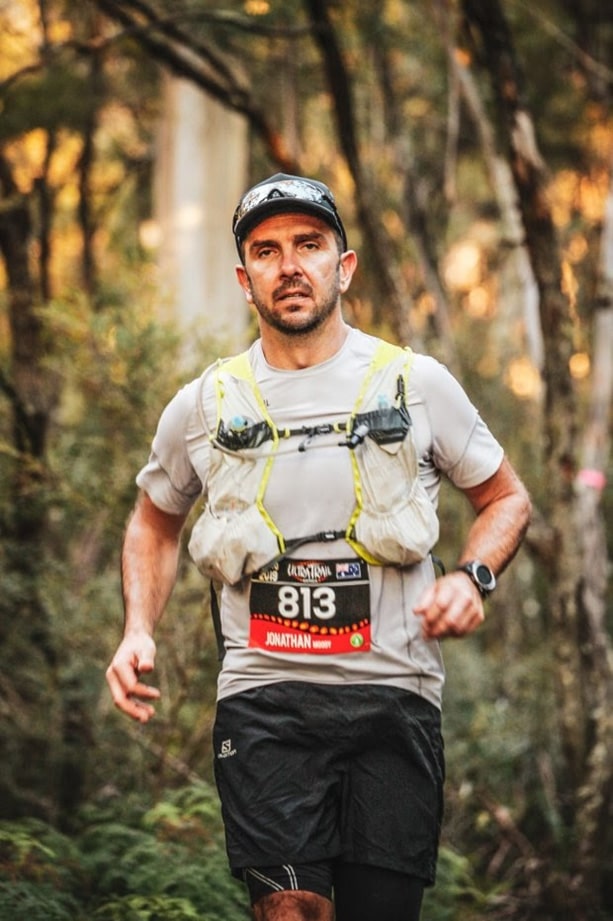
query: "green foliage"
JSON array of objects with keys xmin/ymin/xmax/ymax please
[
  {"xmin": 423, "ymin": 846, "xmax": 494, "ymax": 921},
  {"xmin": 82, "ymin": 785, "xmax": 248, "ymax": 919},
  {"xmin": 0, "ymin": 285, "xmax": 193, "ymax": 820},
  {"xmin": 0, "ymin": 882, "xmax": 81, "ymax": 921},
  {"xmin": 0, "ymin": 784, "xmax": 250, "ymax": 920},
  {"xmin": 0, "ymin": 818, "xmax": 78, "ymax": 878},
  {"xmin": 0, "ymin": 819, "xmax": 84, "ymax": 920},
  {"xmin": 45, "ymin": 292, "xmax": 184, "ymax": 534},
  {"xmin": 92, "ymin": 894, "xmax": 201, "ymax": 920}
]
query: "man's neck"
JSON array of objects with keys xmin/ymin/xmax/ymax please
[{"xmin": 260, "ymin": 316, "xmax": 350, "ymax": 370}]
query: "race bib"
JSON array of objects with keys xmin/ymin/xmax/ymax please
[{"xmin": 249, "ymin": 558, "xmax": 371, "ymax": 654}]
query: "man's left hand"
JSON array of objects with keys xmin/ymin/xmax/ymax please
[{"xmin": 413, "ymin": 572, "xmax": 485, "ymax": 639}]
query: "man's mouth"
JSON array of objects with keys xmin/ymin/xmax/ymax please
[{"xmin": 275, "ymin": 285, "xmax": 312, "ymax": 302}]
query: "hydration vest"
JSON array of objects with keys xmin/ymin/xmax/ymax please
[{"xmin": 188, "ymin": 341, "xmax": 439, "ymax": 585}]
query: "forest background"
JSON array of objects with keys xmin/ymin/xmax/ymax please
[{"xmin": 0, "ymin": 1, "xmax": 612, "ymax": 919}]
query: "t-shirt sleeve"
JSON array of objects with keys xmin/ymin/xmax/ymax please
[
  {"xmin": 412, "ymin": 355, "xmax": 504, "ymax": 490},
  {"xmin": 135, "ymin": 379, "xmax": 204, "ymax": 515}
]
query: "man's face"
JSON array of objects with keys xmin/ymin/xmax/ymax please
[{"xmin": 235, "ymin": 213, "xmax": 356, "ymax": 336}]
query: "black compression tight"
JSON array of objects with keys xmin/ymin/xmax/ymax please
[{"xmin": 334, "ymin": 863, "xmax": 425, "ymax": 921}]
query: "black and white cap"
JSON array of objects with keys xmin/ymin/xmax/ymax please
[{"xmin": 232, "ymin": 173, "xmax": 347, "ymax": 253}]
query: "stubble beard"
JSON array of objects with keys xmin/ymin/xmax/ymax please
[{"xmin": 250, "ymin": 270, "xmax": 342, "ymax": 337}]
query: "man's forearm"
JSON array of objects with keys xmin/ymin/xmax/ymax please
[
  {"xmin": 458, "ymin": 493, "xmax": 531, "ymax": 574},
  {"xmin": 121, "ymin": 492, "xmax": 187, "ymax": 636},
  {"xmin": 459, "ymin": 458, "xmax": 532, "ymax": 573}
]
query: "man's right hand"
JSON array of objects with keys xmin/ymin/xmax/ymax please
[{"xmin": 106, "ymin": 632, "xmax": 160, "ymax": 723}]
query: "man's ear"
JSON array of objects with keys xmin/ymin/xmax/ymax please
[
  {"xmin": 235, "ymin": 265, "xmax": 253, "ymax": 302},
  {"xmin": 339, "ymin": 249, "xmax": 358, "ymax": 294}
]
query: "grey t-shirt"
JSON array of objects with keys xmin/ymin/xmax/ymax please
[{"xmin": 136, "ymin": 328, "xmax": 503, "ymax": 708}]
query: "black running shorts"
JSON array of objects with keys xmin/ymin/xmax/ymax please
[{"xmin": 212, "ymin": 682, "xmax": 445, "ymax": 886}]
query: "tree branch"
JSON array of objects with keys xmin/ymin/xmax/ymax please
[
  {"xmin": 303, "ymin": 0, "xmax": 416, "ymax": 342},
  {"xmin": 92, "ymin": 0, "xmax": 298, "ymax": 171}
]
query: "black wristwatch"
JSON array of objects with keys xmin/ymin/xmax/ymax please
[{"xmin": 456, "ymin": 560, "xmax": 496, "ymax": 597}]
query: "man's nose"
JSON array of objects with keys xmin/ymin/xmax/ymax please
[{"xmin": 279, "ymin": 248, "xmax": 303, "ymax": 276}]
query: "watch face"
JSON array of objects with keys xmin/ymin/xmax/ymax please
[
  {"xmin": 459, "ymin": 561, "xmax": 496, "ymax": 594},
  {"xmin": 476, "ymin": 563, "xmax": 492, "ymax": 585},
  {"xmin": 473, "ymin": 562, "xmax": 496, "ymax": 592}
]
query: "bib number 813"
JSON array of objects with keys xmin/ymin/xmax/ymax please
[{"xmin": 278, "ymin": 585, "xmax": 336, "ymax": 621}]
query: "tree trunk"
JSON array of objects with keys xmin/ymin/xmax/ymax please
[
  {"xmin": 0, "ymin": 149, "xmax": 59, "ymax": 820},
  {"xmin": 303, "ymin": 0, "xmax": 416, "ymax": 344},
  {"xmin": 461, "ymin": 0, "xmax": 612, "ymax": 914},
  {"xmin": 78, "ymin": 50, "xmax": 103, "ymax": 299},
  {"xmin": 573, "ymin": 152, "xmax": 613, "ymax": 900},
  {"xmin": 0, "ymin": 154, "xmax": 54, "ymax": 514},
  {"xmin": 449, "ymin": 46, "xmax": 543, "ymax": 369},
  {"xmin": 155, "ymin": 77, "xmax": 249, "ymax": 358}
]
